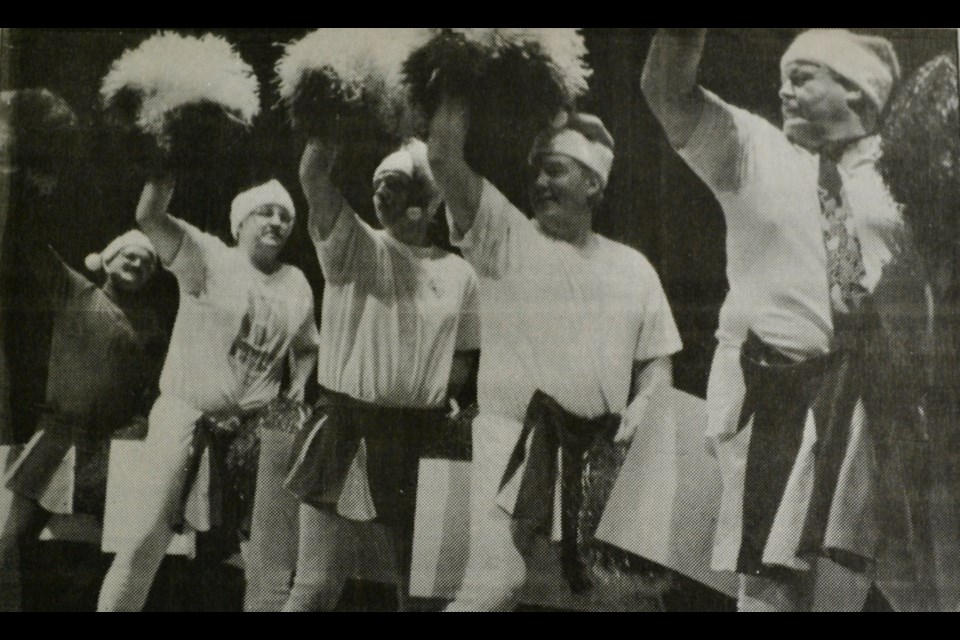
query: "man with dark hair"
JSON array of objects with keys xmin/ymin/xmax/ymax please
[
  {"xmin": 428, "ymin": 98, "xmax": 683, "ymax": 611},
  {"xmin": 642, "ymin": 29, "xmax": 916, "ymax": 611}
]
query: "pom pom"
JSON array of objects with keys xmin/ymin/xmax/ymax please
[
  {"xmin": 84, "ymin": 252, "xmax": 103, "ymax": 272},
  {"xmin": 1, "ymin": 88, "xmax": 80, "ymax": 174},
  {"xmin": 276, "ymin": 28, "xmax": 432, "ymax": 141},
  {"xmin": 403, "ymin": 28, "xmax": 591, "ymax": 120},
  {"xmin": 880, "ymin": 53, "xmax": 960, "ymax": 263},
  {"xmin": 100, "ymin": 32, "xmax": 260, "ymax": 171},
  {"xmin": 403, "ymin": 29, "xmax": 593, "ymax": 198}
]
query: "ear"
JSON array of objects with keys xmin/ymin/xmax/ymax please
[
  {"xmin": 584, "ymin": 170, "xmax": 603, "ymax": 200},
  {"xmin": 845, "ymin": 85, "xmax": 865, "ymax": 107}
]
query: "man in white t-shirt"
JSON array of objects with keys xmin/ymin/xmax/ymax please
[
  {"xmin": 281, "ymin": 139, "xmax": 480, "ymax": 611},
  {"xmin": 97, "ymin": 177, "xmax": 319, "ymax": 612},
  {"xmin": 427, "ymin": 98, "xmax": 683, "ymax": 611},
  {"xmin": 642, "ymin": 29, "xmax": 917, "ymax": 611}
]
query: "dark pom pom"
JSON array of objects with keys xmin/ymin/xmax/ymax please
[
  {"xmin": 880, "ymin": 53, "xmax": 960, "ymax": 262},
  {"xmin": 402, "ymin": 30, "xmax": 488, "ymax": 119},
  {"xmin": 403, "ymin": 29, "xmax": 590, "ymax": 190},
  {"xmin": 101, "ymin": 91, "xmax": 254, "ymax": 175}
]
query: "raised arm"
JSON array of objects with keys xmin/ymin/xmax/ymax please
[
  {"xmin": 427, "ymin": 95, "xmax": 482, "ymax": 238},
  {"xmin": 135, "ymin": 174, "xmax": 183, "ymax": 266},
  {"xmin": 641, "ymin": 28, "xmax": 708, "ymax": 149},
  {"xmin": 298, "ymin": 138, "xmax": 344, "ymax": 244}
]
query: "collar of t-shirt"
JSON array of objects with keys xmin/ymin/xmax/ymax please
[
  {"xmin": 378, "ymin": 228, "xmax": 443, "ymax": 261},
  {"xmin": 812, "ymin": 135, "xmax": 881, "ymax": 174},
  {"xmin": 532, "ymin": 220, "xmax": 603, "ymax": 259}
]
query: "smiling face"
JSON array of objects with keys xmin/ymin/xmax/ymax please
[
  {"xmin": 372, "ymin": 170, "xmax": 434, "ymax": 243},
  {"xmin": 373, "ymin": 171, "xmax": 415, "ymax": 228},
  {"xmin": 236, "ymin": 203, "xmax": 295, "ymax": 259},
  {"xmin": 527, "ymin": 153, "xmax": 600, "ymax": 238},
  {"xmin": 104, "ymin": 245, "xmax": 156, "ymax": 292},
  {"xmin": 780, "ymin": 61, "xmax": 865, "ymax": 150}
]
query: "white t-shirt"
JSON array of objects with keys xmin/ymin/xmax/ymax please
[
  {"xmin": 159, "ymin": 221, "xmax": 320, "ymax": 413},
  {"xmin": 678, "ymin": 89, "xmax": 907, "ymax": 359},
  {"xmin": 450, "ymin": 179, "xmax": 683, "ymax": 423},
  {"xmin": 314, "ymin": 206, "xmax": 480, "ymax": 409}
]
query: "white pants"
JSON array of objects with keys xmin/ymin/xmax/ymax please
[
  {"xmin": 97, "ymin": 396, "xmax": 200, "ymax": 611},
  {"xmin": 243, "ymin": 429, "xmax": 300, "ymax": 612},
  {"xmin": 282, "ymin": 504, "xmax": 401, "ymax": 612},
  {"xmin": 445, "ymin": 413, "xmax": 527, "ymax": 612}
]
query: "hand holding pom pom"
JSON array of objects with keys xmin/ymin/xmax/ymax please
[{"xmin": 403, "ymin": 29, "xmax": 593, "ymax": 193}]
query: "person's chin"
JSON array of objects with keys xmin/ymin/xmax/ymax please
[
  {"xmin": 111, "ymin": 275, "xmax": 142, "ymax": 292},
  {"xmin": 783, "ymin": 119, "xmax": 825, "ymax": 150},
  {"xmin": 376, "ymin": 209, "xmax": 404, "ymax": 229}
]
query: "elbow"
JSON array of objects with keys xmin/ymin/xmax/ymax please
[
  {"xmin": 640, "ymin": 64, "xmax": 657, "ymax": 100},
  {"xmin": 426, "ymin": 145, "xmax": 458, "ymax": 194},
  {"xmin": 426, "ymin": 142, "xmax": 450, "ymax": 179}
]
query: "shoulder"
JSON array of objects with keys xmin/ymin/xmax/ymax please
[
  {"xmin": 595, "ymin": 234, "xmax": 654, "ymax": 271},
  {"xmin": 440, "ymin": 251, "xmax": 479, "ymax": 284},
  {"xmin": 594, "ymin": 234, "xmax": 669, "ymax": 293},
  {"xmin": 279, "ymin": 263, "xmax": 313, "ymax": 292}
]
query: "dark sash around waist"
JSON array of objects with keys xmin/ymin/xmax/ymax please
[
  {"xmin": 171, "ymin": 398, "xmax": 311, "ymax": 561},
  {"xmin": 284, "ymin": 386, "xmax": 446, "ymax": 529},
  {"xmin": 5, "ymin": 410, "xmax": 116, "ymax": 516},
  {"xmin": 733, "ymin": 301, "xmax": 911, "ymax": 577},
  {"xmin": 499, "ymin": 389, "xmax": 621, "ymax": 594}
]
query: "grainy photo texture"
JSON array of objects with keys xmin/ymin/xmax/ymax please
[{"xmin": 0, "ymin": 27, "xmax": 958, "ymax": 612}]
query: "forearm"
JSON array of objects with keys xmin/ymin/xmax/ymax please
[
  {"xmin": 136, "ymin": 176, "xmax": 183, "ymax": 266},
  {"xmin": 305, "ymin": 177, "xmax": 344, "ymax": 244},
  {"xmin": 427, "ymin": 96, "xmax": 481, "ymax": 236},
  {"xmin": 641, "ymin": 29, "xmax": 708, "ymax": 148},
  {"xmin": 300, "ymin": 139, "xmax": 344, "ymax": 243},
  {"xmin": 286, "ymin": 347, "xmax": 317, "ymax": 402},
  {"xmin": 628, "ymin": 357, "xmax": 673, "ymax": 405}
]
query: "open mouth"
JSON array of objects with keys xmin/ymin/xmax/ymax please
[{"xmin": 261, "ymin": 231, "xmax": 284, "ymax": 244}]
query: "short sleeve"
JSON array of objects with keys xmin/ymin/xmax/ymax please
[
  {"xmin": 676, "ymin": 88, "xmax": 774, "ymax": 195},
  {"xmin": 455, "ymin": 267, "xmax": 481, "ymax": 351},
  {"xmin": 447, "ymin": 178, "xmax": 534, "ymax": 279},
  {"xmin": 313, "ymin": 203, "xmax": 378, "ymax": 286},
  {"xmin": 634, "ymin": 261, "xmax": 683, "ymax": 362},
  {"xmin": 166, "ymin": 218, "xmax": 225, "ymax": 297}
]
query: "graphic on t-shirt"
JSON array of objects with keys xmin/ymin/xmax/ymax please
[{"xmin": 229, "ymin": 290, "xmax": 290, "ymax": 386}]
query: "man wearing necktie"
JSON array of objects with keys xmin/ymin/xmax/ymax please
[{"xmin": 643, "ymin": 29, "xmax": 927, "ymax": 610}]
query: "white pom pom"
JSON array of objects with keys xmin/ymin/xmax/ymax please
[
  {"xmin": 100, "ymin": 31, "xmax": 260, "ymax": 138},
  {"xmin": 84, "ymin": 253, "xmax": 103, "ymax": 272},
  {"xmin": 454, "ymin": 28, "xmax": 592, "ymax": 101},
  {"xmin": 276, "ymin": 28, "xmax": 432, "ymax": 135}
]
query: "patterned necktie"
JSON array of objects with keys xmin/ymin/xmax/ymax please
[{"xmin": 818, "ymin": 152, "xmax": 867, "ymax": 314}]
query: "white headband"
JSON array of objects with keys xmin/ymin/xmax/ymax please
[
  {"xmin": 84, "ymin": 229, "xmax": 157, "ymax": 272},
  {"xmin": 230, "ymin": 179, "xmax": 296, "ymax": 239},
  {"xmin": 530, "ymin": 128, "xmax": 615, "ymax": 185},
  {"xmin": 781, "ymin": 29, "xmax": 901, "ymax": 114}
]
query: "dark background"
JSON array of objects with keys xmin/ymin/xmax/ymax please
[
  {"xmin": 2, "ymin": 27, "xmax": 955, "ymax": 398},
  {"xmin": 3, "ymin": 26, "xmax": 955, "ymax": 614}
]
